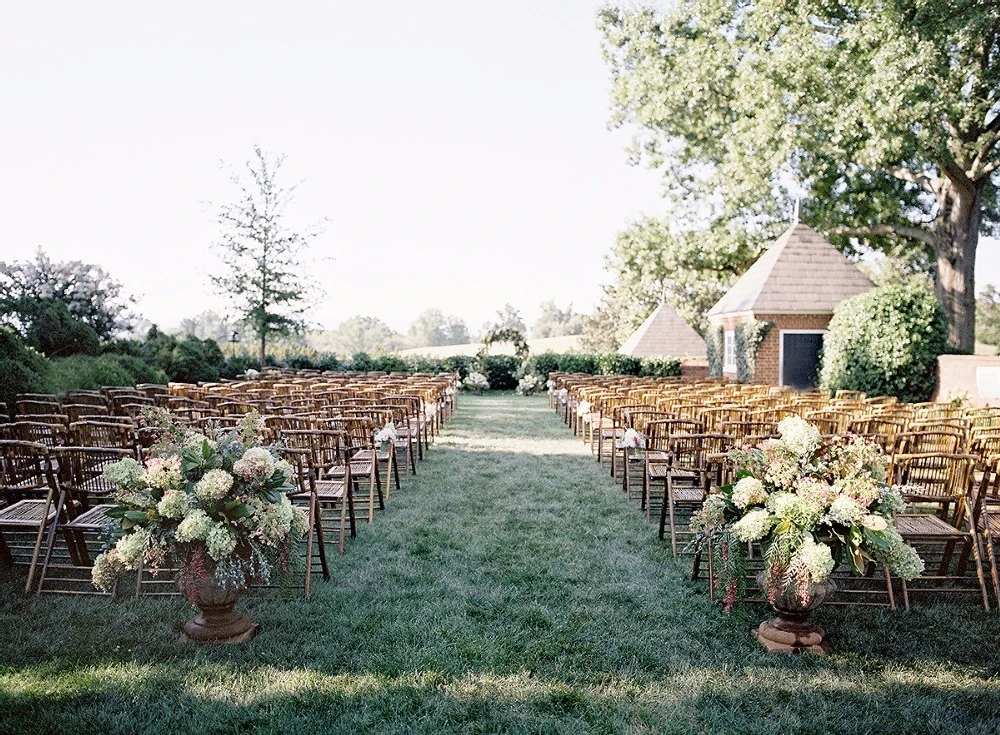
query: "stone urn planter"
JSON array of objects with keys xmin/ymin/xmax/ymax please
[
  {"xmin": 179, "ymin": 569, "xmax": 259, "ymax": 644},
  {"xmin": 753, "ymin": 571, "xmax": 835, "ymax": 654}
]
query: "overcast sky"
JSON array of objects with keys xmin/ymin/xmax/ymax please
[{"xmin": 3, "ymin": 1, "xmax": 998, "ymax": 335}]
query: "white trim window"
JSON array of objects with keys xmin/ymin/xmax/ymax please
[{"xmin": 723, "ymin": 330, "xmax": 736, "ymax": 372}]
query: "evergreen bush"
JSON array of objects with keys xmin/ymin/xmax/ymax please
[{"xmin": 819, "ymin": 280, "xmax": 948, "ymax": 402}]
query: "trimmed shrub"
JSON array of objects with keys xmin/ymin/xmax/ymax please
[
  {"xmin": 221, "ymin": 355, "xmax": 261, "ymax": 379},
  {"xmin": 441, "ymin": 355, "xmax": 477, "ymax": 379},
  {"xmin": 820, "ymin": 280, "xmax": 948, "ymax": 402},
  {"xmin": 44, "ymin": 355, "xmax": 135, "ymax": 393},
  {"xmin": 527, "ymin": 353, "xmax": 561, "ymax": 379},
  {"xmin": 596, "ymin": 353, "xmax": 641, "ymax": 375},
  {"xmin": 372, "ymin": 354, "xmax": 409, "ymax": 373},
  {"xmin": 706, "ymin": 326, "xmax": 724, "ymax": 378},
  {"xmin": 0, "ymin": 327, "xmax": 50, "ymax": 413},
  {"xmin": 168, "ymin": 337, "xmax": 225, "ymax": 383},
  {"xmin": 480, "ymin": 355, "xmax": 520, "ymax": 390},
  {"xmin": 26, "ymin": 300, "xmax": 100, "ymax": 357},
  {"xmin": 349, "ymin": 352, "xmax": 375, "ymax": 372},
  {"xmin": 558, "ymin": 353, "xmax": 600, "ymax": 375},
  {"xmin": 638, "ymin": 357, "xmax": 682, "ymax": 377}
]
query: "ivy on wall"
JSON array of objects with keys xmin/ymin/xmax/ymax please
[
  {"xmin": 706, "ymin": 325, "xmax": 724, "ymax": 377},
  {"xmin": 734, "ymin": 320, "xmax": 773, "ymax": 383}
]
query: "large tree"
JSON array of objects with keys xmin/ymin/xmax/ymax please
[
  {"xmin": 0, "ymin": 248, "xmax": 134, "ymax": 340},
  {"xmin": 532, "ymin": 301, "xmax": 585, "ymax": 338},
  {"xmin": 599, "ymin": 1, "xmax": 1000, "ymax": 350},
  {"xmin": 211, "ymin": 146, "xmax": 325, "ymax": 367},
  {"xmin": 309, "ymin": 316, "xmax": 402, "ymax": 357},
  {"xmin": 407, "ymin": 309, "xmax": 471, "ymax": 347}
]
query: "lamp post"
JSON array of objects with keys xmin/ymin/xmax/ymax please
[{"xmin": 229, "ymin": 330, "xmax": 240, "ymax": 358}]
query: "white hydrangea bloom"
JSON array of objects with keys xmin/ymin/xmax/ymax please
[
  {"xmin": 206, "ymin": 524, "xmax": 237, "ymax": 560},
  {"xmin": 175, "ymin": 509, "xmax": 214, "ymax": 542},
  {"xmin": 731, "ymin": 477, "xmax": 767, "ymax": 509},
  {"xmin": 114, "ymin": 529, "xmax": 151, "ymax": 568},
  {"xmin": 195, "ymin": 469, "xmax": 234, "ymax": 502},
  {"xmin": 156, "ymin": 489, "xmax": 190, "ymax": 519},
  {"xmin": 828, "ymin": 495, "xmax": 865, "ymax": 525},
  {"xmin": 792, "ymin": 537, "xmax": 836, "ymax": 583},
  {"xmin": 777, "ymin": 416, "xmax": 821, "ymax": 456},
  {"xmin": 232, "ymin": 447, "xmax": 276, "ymax": 482},
  {"xmin": 104, "ymin": 458, "xmax": 145, "ymax": 488},
  {"xmin": 731, "ymin": 508, "xmax": 773, "ymax": 542},
  {"xmin": 143, "ymin": 456, "xmax": 183, "ymax": 491}
]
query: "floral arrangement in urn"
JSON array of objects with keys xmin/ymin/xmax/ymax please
[
  {"xmin": 464, "ymin": 372, "xmax": 490, "ymax": 393},
  {"xmin": 516, "ymin": 374, "xmax": 545, "ymax": 396},
  {"xmin": 92, "ymin": 411, "xmax": 309, "ymax": 641},
  {"xmin": 691, "ymin": 417, "xmax": 923, "ymax": 652}
]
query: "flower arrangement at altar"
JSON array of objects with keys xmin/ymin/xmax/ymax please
[
  {"xmin": 92, "ymin": 411, "xmax": 309, "ymax": 597},
  {"xmin": 465, "ymin": 372, "xmax": 490, "ymax": 393},
  {"xmin": 516, "ymin": 373, "xmax": 545, "ymax": 396},
  {"xmin": 691, "ymin": 416, "xmax": 924, "ymax": 613}
]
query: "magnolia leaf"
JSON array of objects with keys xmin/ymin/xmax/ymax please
[
  {"xmin": 124, "ymin": 510, "xmax": 148, "ymax": 523},
  {"xmin": 105, "ymin": 506, "xmax": 127, "ymax": 519}
]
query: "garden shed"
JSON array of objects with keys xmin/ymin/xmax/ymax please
[
  {"xmin": 618, "ymin": 302, "xmax": 707, "ymax": 359},
  {"xmin": 705, "ymin": 223, "xmax": 873, "ymax": 389}
]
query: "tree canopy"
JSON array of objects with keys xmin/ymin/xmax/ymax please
[
  {"xmin": 599, "ymin": 1, "xmax": 1000, "ymax": 350},
  {"xmin": 0, "ymin": 249, "xmax": 134, "ymax": 341},
  {"xmin": 583, "ymin": 216, "xmax": 757, "ymax": 348},
  {"xmin": 531, "ymin": 301, "xmax": 585, "ymax": 339},
  {"xmin": 407, "ymin": 309, "xmax": 471, "ymax": 348}
]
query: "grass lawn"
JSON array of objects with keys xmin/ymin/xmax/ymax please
[{"xmin": 1, "ymin": 393, "xmax": 999, "ymax": 734}]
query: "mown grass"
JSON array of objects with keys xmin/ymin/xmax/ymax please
[{"xmin": 1, "ymin": 393, "xmax": 998, "ymax": 734}]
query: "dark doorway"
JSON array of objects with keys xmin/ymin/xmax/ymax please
[{"xmin": 781, "ymin": 332, "xmax": 824, "ymax": 390}]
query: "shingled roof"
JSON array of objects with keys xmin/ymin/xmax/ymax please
[
  {"xmin": 618, "ymin": 302, "xmax": 707, "ymax": 359},
  {"xmin": 707, "ymin": 223, "xmax": 874, "ymax": 318}
]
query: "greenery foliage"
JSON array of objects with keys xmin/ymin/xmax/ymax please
[
  {"xmin": 524, "ymin": 353, "xmax": 681, "ymax": 380},
  {"xmin": 24, "ymin": 300, "xmax": 100, "ymax": 357},
  {"xmin": 0, "ymin": 327, "xmax": 49, "ymax": 413},
  {"xmin": 706, "ymin": 326, "xmax": 724, "ymax": 378},
  {"xmin": 480, "ymin": 355, "xmax": 521, "ymax": 391},
  {"xmin": 531, "ymin": 301, "xmax": 584, "ymax": 338},
  {"xmin": 820, "ymin": 280, "xmax": 949, "ymax": 402},
  {"xmin": 734, "ymin": 320, "xmax": 772, "ymax": 383},
  {"xmin": 976, "ymin": 285, "xmax": 1000, "ymax": 350}
]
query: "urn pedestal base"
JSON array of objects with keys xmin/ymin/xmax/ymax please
[
  {"xmin": 181, "ymin": 610, "xmax": 259, "ymax": 644},
  {"xmin": 753, "ymin": 613, "xmax": 832, "ymax": 655},
  {"xmin": 178, "ymin": 573, "xmax": 259, "ymax": 644}
]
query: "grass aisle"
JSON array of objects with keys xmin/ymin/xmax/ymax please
[{"xmin": 1, "ymin": 393, "xmax": 999, "ymax": 734}]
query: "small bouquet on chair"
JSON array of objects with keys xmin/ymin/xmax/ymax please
[
  {"xmin": 375, "ymin": 422, "xmax": 398, "ymax": 450},
  {"xmin": 615, "ymin": 428, "xmax": 646, "ymax": 450}
]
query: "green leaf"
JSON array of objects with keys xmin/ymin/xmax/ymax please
[
  {"xmin": 124, "ymin": 511, "xmax": 149, "ymax": 523},
  {"xmin": 105, "ymin": 506, "xmax": 127, "ymax": 519}
]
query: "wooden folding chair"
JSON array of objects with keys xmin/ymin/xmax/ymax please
[{"xmin": 0, "ymin": 441, "xmax": 65, "ymax": 593}]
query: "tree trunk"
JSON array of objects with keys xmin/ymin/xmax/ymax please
[
  {"xmin": 259, "ymin": 333, "xmax": 266, "ymax": 369},
  {"xmin": 934, "ymin": 179, "xmax": 984, "ymax": 352}
]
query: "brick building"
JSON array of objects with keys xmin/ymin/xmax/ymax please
[{"xmin": 706, "ymin": 223, "xmax": 874, "ymax": 389}]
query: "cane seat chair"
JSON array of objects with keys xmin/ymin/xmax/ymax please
[
  {"xmin": 894, "ymin": 458, "xmax": 992, "ymax": 610},
  {"xmin": 333, "ymin": 416, "xmax": 384, "ymax": 523},
  {"xmin": 0, "ymin": 441, "xmax": 65, "ymax": 593},
  {"xmin": 892, "ymin": 430, "xmax": 965, "ymax": 456},
  {"xmin": 658, "ymin": 433, "xmax": 720, "ymax": 556},
  {"xmin": 68, "ymin": 421, "xmax": 137, "ymax": 454},
  {"xmin": 13, "ymin": 421, "xmax": 67, "ymax": 448},
  {"xmin": 890, "ymin": 452, "xmax": 977, "ymax": 522}
]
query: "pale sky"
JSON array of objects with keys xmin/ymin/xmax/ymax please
[{"xmin": 2, "ymin": 1, "xmax": 998, "ymax": 335}]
